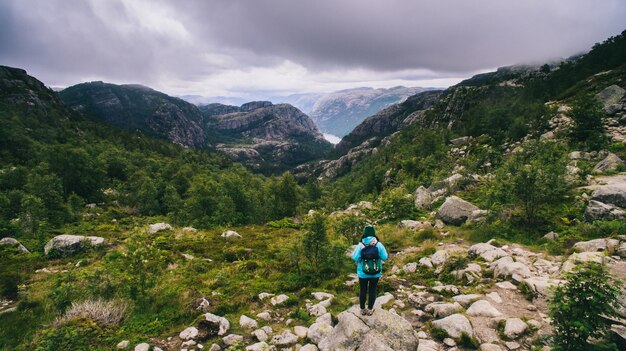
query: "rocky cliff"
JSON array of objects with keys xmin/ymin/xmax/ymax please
[
  {"xmin": 201, "ymin": 101, "xmax": 332, "ymax": 173},
  {"xmin": 60, "ymin": 82, "xmax": 208, "ymax": 148}
]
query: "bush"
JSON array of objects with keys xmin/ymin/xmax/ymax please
[
  {"xmin": 55, "ymin": 299, "xmax": 129, "ymax": 327},
  {"xmin": 549, "ymin": 262, "xmax": 621, "ymax": 351},
  {"xmin": 375, "ymin": 187, "xmax": 415, "ymax": 221},
  {"xmin": 333, "ymin": 214, "xmax": 368, "ymax": 244}
]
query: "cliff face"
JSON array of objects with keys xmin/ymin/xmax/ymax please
[
  {"xmin": 201, "ymin": 101, "xmax": 332, "ymax": 174},
  {"xmin": 60, "ymin": 82, "xmax": 207, "ymax": 148}
]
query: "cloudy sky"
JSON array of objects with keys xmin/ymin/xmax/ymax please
[{"xmin": 1, "ymin": 0, "xmax": 625, "ymax": 99}]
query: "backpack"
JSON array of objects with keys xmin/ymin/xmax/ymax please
[{"xmin": 360, "ymin": 241, "xmax": 382, "ymax": 275}]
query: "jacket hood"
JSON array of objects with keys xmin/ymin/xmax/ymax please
[{"xmin": 361, "ymin": 236, "xmax": 377, "ymax": 245}]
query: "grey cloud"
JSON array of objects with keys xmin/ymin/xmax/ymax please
[{"xmin": 0, "ymin": 0, "xmax": 624, "ymax": 94}]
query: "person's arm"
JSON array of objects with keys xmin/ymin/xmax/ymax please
[
  {"xmin": 352, "ymin": 244, "xmax": 362, "ymax": 262},
  {"xmin": 378, "ymin": 243, "xmax": 389, "ymax": 261}
]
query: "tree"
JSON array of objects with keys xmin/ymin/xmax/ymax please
[
  {"xmin": 549, "ymin": 262, "xmax": 621, "ymax": 351},
  {"xmin": 270, "ymin": 172, "xmax": 300, "ymax": 219},
  {"xmin": 302, "ymin": 213, "xmax": 328, "ymax": 269},
  {"xmin": 491, "ymin": 140, "xmax": 568, "ymax": 226},
  {"xmin": 570, "ymin": 94, "xmax": 606, "ymax": 150}
]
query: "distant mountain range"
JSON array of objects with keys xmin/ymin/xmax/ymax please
[
  {"xmin": 179, "ymin": 86, "xmax": 431, "ymax": 139},
  {"xmin": 60, "ymin": 83, "xmax": 331, "ymax": 174}
]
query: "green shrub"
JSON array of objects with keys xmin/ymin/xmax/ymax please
[
  {"xmin": 375, "ymin": 186, "xmax": 415, "ymax": 221},
  {"xmin": 333, "ymin": 214, "xmax": 368, "ymax": 244},
  {"xmin": 459, "ymin": 332, "xmax": 480, "ymax": 349},
  {"xmin": 548, "ymin": 262, "xmax": 621, "ymax": 351}
]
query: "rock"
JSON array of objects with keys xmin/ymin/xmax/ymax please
[
  {"xmin": 301, "ymin": 344, "xmax": 319, "ymax": 351},
  {"xmin": 0, "ymin": 237, "xmax": 29, "ymax": 253},
  {"xmin": 252, "ymin": 329, "xmax": 269, "ymax": 342},
  {"xmin": 307, "ymin": 322, "xmax": 333, "ymax": 344},
  {"xmin": 312, "ymin": 292, "xmax": 334, "ymax": 301},
  {"xmin": 44, "ymin": 234, "xmax": 105, "ymax": 256},
  {"xmin": 258, "ymin": 292, "xmax": 274, "ymax": 300},
  {"xmin": 373, "ymin": 292, "xmax": 395, "ymax": 309},
  {"xmin": 399, "ymin": 220, "xmax": 432, "ymax": 231},
  {"xmin": 180, "ymin": 326, "xmax": 199, "ymax": 340},
  {"xmin": 239, "ymin": 315, "xmax": 258, "ymax": 329},
  {"xmin": 561, "ymin": 251, "xmax": 608, "ymax": 272},
  {"xmin": 585, "ymin": 200, "xmax": 626, "ymax": 221},
  {"xmin": 495, "ymin": 281, "xmax": 517, "ymax": 290},
  {"xmin": 503, "ymin": 318, "xmax": 527, "ymax": 339},
  {"xmin": 466, "ymin": 300, "xmax": 502, "ymax": 317},
  {"xmin": 593, "ymin": 153, "xmax": 624, "ymax": 173},
  {"xmin": 504, "ymin": 341, "xmax": 521, "ymax": 350},
  {"xmin": 203, "ymin": 313, "xmax": 230, "ymax": 336},
  {"xmin": 437, "ymin": 196, "xmax": 482, "ymax": 225},
  {"xmin": 270, "ymin": 294, "xmax": 289, "ymax": 306},
  {"xmin": 271, "ymin": 330, "xmax": 298, "ymax": 346},
  {"xmin": 480, "ymin": 344, "xmax": 502, "ymax": 351},
  {"xmin": 415, "ymin": 186, "xmax": 434, "ymax": 209},
  {"xmin": 292, "ymin": 325, "xmax": 308, "ymax": 339},
  {"xmin": 618, "ymin": 242, "xmax": 626, "ymax": 258},
  {"xmin": 486, "ymin": 292, "xmax": 502, "ymax": 304},
  {"xmin": 417, "ymin": 338, "xmax": 440, "ymax": 351},
  {"xmin": 117, "ymin": 340, "xmax": 130, "ymax": 349},
  {"xmin": 431, "ymin": 285, "xmax": 460, "ymax": 295},
  {"xmin": 596, "ymin": 85, "xmax": 626, "ymax": 112},
  {"xmin": 431, "ymin": 313, "xmax": 474, "ymax": 339},
  {"xmin": 430, "ymin": 250, "xmax": 448, "ymax": 266},
  {"xmin": 221, "ymin": 230, "xmax": 242, "ymax": 239},
  {"xmin": 450, "ymin": 136, "xmax": 471, "ymax": 145},
  {"xmin": 246, "ymin": 342, "xmax": 271, "ymax": 351},
  {"xmin": 491, "ymin": 257, "xmax": 531, "ymax": 279},
  {"xmin": 419, "ymin": 257, "xmax": 433, "ymax": 268},
  {"xmin": 610, "ymin": 324, "xmax": 626, "ymax": 350},
  {"xmin": 521, "ymin": 276, "xmax": 563, "ymax": 297},
  {"xmin": 307, "ymin": 303, "xmax": 327, "ymax": 316},
  {"xmin": 543, "ymin": 231, "xmax": 559, "ymax": 241},
  {"xmin": 468, "ymin": 243, "xmax": 508, "ymax": 262},
  {"xmin": 316, "ymin": 313, "xmax": 332, "ymax": 325},
  {"xmin": 256, "ymin": 311, "xmax": 271, "ymax": 322},
  {"xmin": 425, "ymin": 302, "xmax": 463, "ymax": 318},
  {"xmin": 148, "ymin": 222, "xmax": 172, "ymax": 233},
  {"xmin": 134, "ymin": 344, "xmax": 150, "ymax": 351},
  {"xmin": 403, "ymin": 262, "xmax": 418, "ymax": 273},
  {"xmin": 318, "ymin": 306, "xmax": 418, "ymax": 351},
  {"xmin": 452, "ymin": 294, "xmax": 482, "ymax": 307},
  {"xmin": 591, "ymin": 185, "xmax": 626, "ymax": 208},
  {"xmin": 223, "ymin": 334, "xmax": 243, "ymax": 346},
  {"xmin": 573, "ymin": 238, "xmax": 621, "ymax": 253},
  {"xmin": 208, "ymin": 344, "xmax": 221, "ymax": 351},
  {"xmin": 182, "ymin": 227, "xmax": 198, "ymax": 233}
]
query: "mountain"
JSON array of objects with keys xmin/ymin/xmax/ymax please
[
  {"xmin": 276, "ymin": 92, "xmax": 324, "ymax": 114},
  {"xmin": 60, "ymin": 82, "xmax": 207, "ymax": 148},
  {"xmin": 308, "ymin": 86, "xmax": 431, "ymax": 137},
  {"xmin": 199, "ymin": 101, "xmax": 332, "ymax": 173},
  {"xmin": 61, "ymin": 83, "xmax": 331, "ymax": 173}
]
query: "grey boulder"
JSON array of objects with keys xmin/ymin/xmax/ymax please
[
  {"xmin": 437, "ymin": 196, "xmax": 483, "ymax": 225},
  {"xmin": 0, "ymin": 237, "xmax": 29, "ymax": 253},
  {"xmin": 44, "ymin": 234, "xmax": 104, "ymax": 256}
]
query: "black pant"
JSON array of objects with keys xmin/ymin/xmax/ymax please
[{"xmin": 359, "ymin": 277, "xmax": 379, "ymax": 309}]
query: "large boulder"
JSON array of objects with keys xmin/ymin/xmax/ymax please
[
  {"xmin": 503, "ymin": 318, "xmax": 528, "ymax": 339},
  {"xmin": 468, "ymin": 243, "xmax": 508, "ymax": 262},
  {"xmin": 593, "ymin": 153, "xmax": 624, "ymax": 173},
  {"xmin": 490, "ymin": 256, "xmax": 531, "ymax": 279},
  {"xmin": 318, "ymin": 306, "xmax": 418, "ymax": 351},
  {"xmin": 591, "ymin": 185, "xmax": 626, "ymax": 208},
  {"xmin": 221, "ymin": 230, "xmax": 242, "ymax": 239},
  {"xmin": 431, "ymin": 313, "xmax": 474, "ymax": 339},
  {"xmin": 573, "ymin": 238, "xmax": 621, "ymax": 253},
  {"xmin": 584, "ymin": 200, "xmax": 626, "ymax": 221},
  {"xmin": 200, "ymin": 313, "xmax": 230, "ymax": 336},
  {"xmin": 148, "ymin": 222, "xmax": 173, "ymax": 233},
  {"xmin": 414, "ymin": 186, "xmax": 434, "ymax": 209},
  {"xmin": 596, "ymin": 85, "xmax": 626, "ymax": 114},
  {"xmin": 437, "ymin": 196, "xmax": 482, "ymax": 225},
  {"xmin": 0, "ymin": 237, "xmax": 29, "ymax": 253},
  {"xmin": 466, "ymin": 300, "xmax": 502, "ymax": 317},
  {"xmin": 424, "ymin": 302, "xmax": 463, "ymax": 318},
  {"xmin": 44, "ymin": 234, "xmax": 105, "ymax": 257}
]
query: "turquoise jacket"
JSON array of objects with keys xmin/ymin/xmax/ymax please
[{"xmin": 351, "ymin": 236, "xmax": 388, "ymax": 278}]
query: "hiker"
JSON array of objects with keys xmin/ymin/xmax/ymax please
[{"xmin": 351, "ymin": 225, "xmax": 388, "ymax": 316}]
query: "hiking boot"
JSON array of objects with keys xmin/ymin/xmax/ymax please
[
  {"xmin": 361, "ymin": 308, "xmax": 368, "ymax": 315},
  {"xmin": 366, "ymin": 308, "xmax": 374, "ymax": 316}
]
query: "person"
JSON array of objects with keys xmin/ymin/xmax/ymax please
[{"xmin": 351, "ymin": 225, "xmax": 388, "ymax": 316}]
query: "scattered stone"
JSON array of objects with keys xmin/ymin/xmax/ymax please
[
  {"xmin": 505, "ymin": 341, "xmax": 521, "ymax": 350},
  {"xmin": 431, "ymin": 285, "xmax": 460, "ymax": 295},
  {"xmin": 504, "ymin": 318, "xmax": 527, "ymax": 339},
  {"xmin": 419, "ymin": 257, "xmax": 434, "ymax": 268},
  {"xmin": 495, "ymin": 281, "xmax": 517, "ymax": 290},
  {"xmin": 148, "ymin": 222, "xmax": 172, "ymax": 233},
  {"xmin": 196, "ymin": 297, "xmax": 211, "ymax": 312},
  {"xmin": 239, "ymin": 315, "xmax": 258, "ymax": 329},
  {"xmin": 373, "ymin": 292, "xmax": 395, "ymax": 309},
  {"xmin": 223, "ymin": 334, "xmax": 243, "ymax": 346},
  {"xmin": 307, "ymin": 322, "xmax": 333, "ymax": 344},
  {"xmin": 443, "ymin": 338, "xmax": 457, "ymax": 347},
  {"xmin": 561, "ymin": 251, "xmax": 608, "ymax": 272},
  {"xmin": 182, "ymin": 227, "xmax": 198, "ymax": 233},
  {"xmin": 466, "ymin": 300, "xmax": 502, "ymax": 317},
  {"xmin": 312, "ymin": 292, "xmax": 334, "ymax": 301},
  {"xmin": 256, "ymin": 311, "xmax": 271, "ymax": 322},
  {"xmin": 0, "ymin": 237, "xmax": 29, "ymax": 253},
  {"xmin": 415, "ymin": 186, "xmax": 435, "ymax": 210},
  {"xmin": 593, "ymin": 153, "xmax": 625, "ymax": 173},
  {"xmin": 44, "ymin": 234, "xmax": 105, "ymax": 256},
  {"xmin": 404, "ymin": 262, "xmax": 418, "ymax": 273},
  {"xmin": 301, "ymin": 344, "xmax": 319, "ymax": 351},
  {"xmin": 252, "ymin": 329, "xmax": 269, "ymax": 342},
  {"xmin": 400, "ymin": 220, "xmax": 433, "ymax": 231},
  {"xmin": 318, "ymin": 306, "xmax": 418, "ymax": 351},
  {"xmin": 221, "ymin": 230, "xmax": 242, "ymax": 239},
  {"xmin": 468, "ymin": 243, "xmax": 508, "ymax": 262},
  {"xmin": 179, "ymin": 326, "xmax": 199, "ymax": 340},
  {"xmin": 418, "ymin": 339, "xmax": 441, "ymax": 351},
  {"xmin": 437, "ymin": 196, "xmax": 483, "ymax": 225},
  {"xmin": 270, "ymin": 294, "xmax": 289, "ymax": 306},
  {"xmin": 430, "ymin": 250, "xmax": 449, "ymax": 266},
  {"xmin": 486, "ymin": 292, "xmax": 502, "ymax": 304},
  {"xmin": 116, "ymin": 340, "xmax": 130, "ymax": 349},
  {"xmin": 452, "ymin": 294, "xmax": 482, "ymax": 307},
  {"xmin": 294, "ymin": 326, "xmax": 309, "ymax": 339},
  {"xmin": 208, "ymin": 344, "xmax": 221, "ymax": 351},
  {"xmin": 134, "ymin": 344, "xmax": 150, "ymax": 351},
  {"xmin": 271, "ymin": 330, "xmax": 298, "ymax": 346},
  {"xmin": 307, "ymin": 303, "xmax": 327, "ymax": 316},
  {"xmin": 425, "ymin": 302, "xmax": 463, "ymax": 318},
  {"xmin": 480, "ymin": 344, "xmax": 502, "ymax": 351},
  {"xmin": 246, "ymin": 342, "xmax": 271, "ymax": 351},
  {"xmin": 203, "ymin": 313, "xmax": 230, "ymax": 336},
  {"xmin": 573, "ymin": 238, "xmax": 621, "ymax": 253},
  {"xmin": 431, "ymin": 313, "xmax": 474, "ymax": 339},
  {"xmin": 491, "ymin": 257, "xmax": 531, "ymax": 279},
  {"xmin": 585, "ymin": 200, "xmax": 626, "ymax": 221},
  {"xmin": 591, "ymin": 185, "xmax": 626, "ymax": 208}
]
